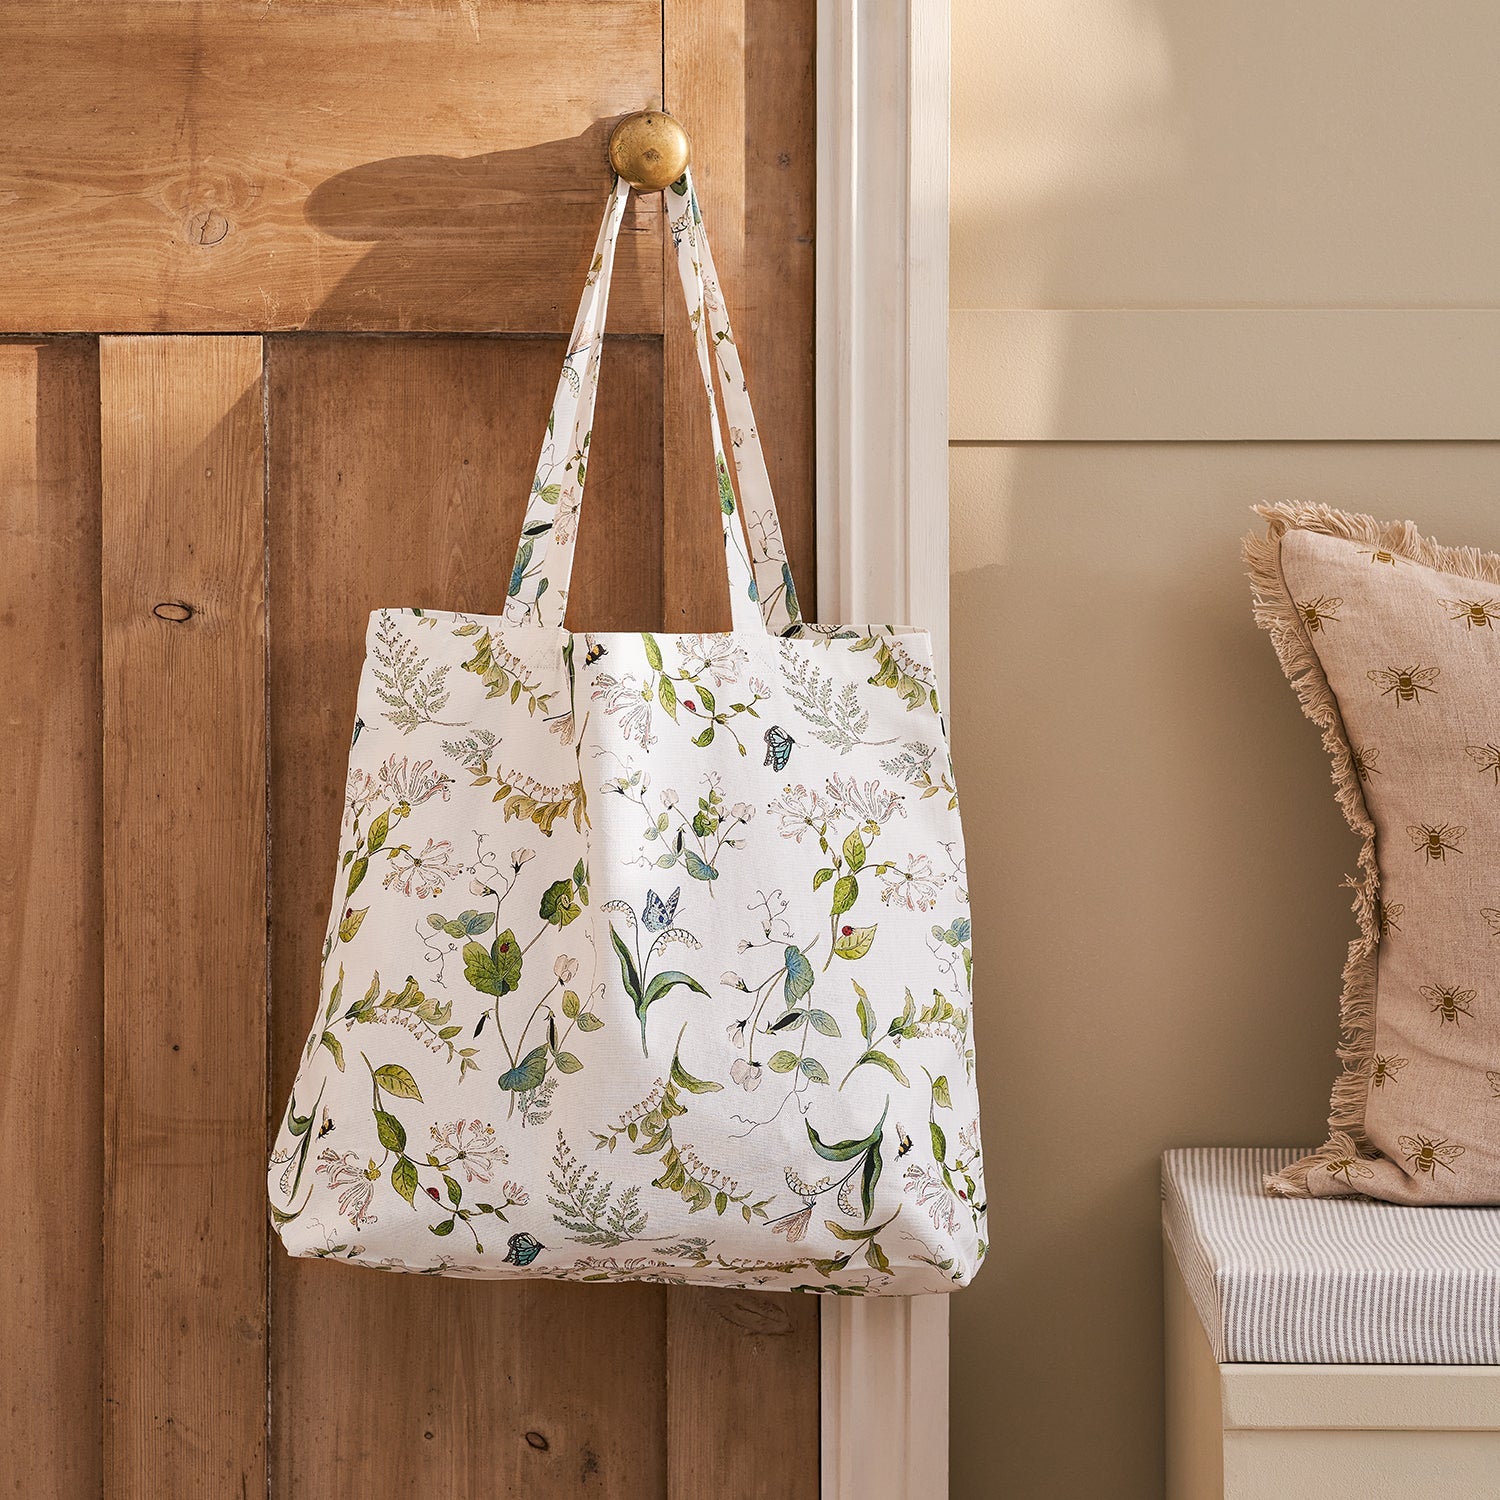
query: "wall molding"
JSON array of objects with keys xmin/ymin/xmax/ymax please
[
  {"xmin": 952, "ymin": 308, "xmax": 1500, "ymax": 442},
  {"xmin": 816, "ymin": 2, "xmax": 952, "ymax": 1496}
]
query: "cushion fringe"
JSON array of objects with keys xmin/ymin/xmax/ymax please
[{"xmin": 1243, "ymin": 503, "xmax": 1398, "ymax": 1196}]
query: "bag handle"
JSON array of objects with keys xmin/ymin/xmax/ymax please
[{"xmin": 505, "ymin": 170, "xmax": 804, "ymax": 636}]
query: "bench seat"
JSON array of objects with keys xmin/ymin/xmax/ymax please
[
  {"xmin": 1163, "ymin": 1146, "xmax": 1500, "ymax": 1365},
  {"xmin": 1162, "ymin": 1148, "xmax": 1500, "ymax": 1499}
]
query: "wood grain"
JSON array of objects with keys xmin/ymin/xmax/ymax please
[
  {"xmin": 0, "ymin": 338, "xmax": 103, "ymax": 1500},
  {"xmin": 662, "ymin": 8, "xmax": 822, "ymax": 1492},
  {"xmin": 100, "ymin": 336, "xmax": 268, "ymax": 1495},
  {"xmin": 667, "ymin": 1290, "xmax": 821, "ymax": 1500},
  {"xmin": 266, "ymin": 335, "xmax": 666, "ymax": 1498},
  {"xmin": 0, "ymin": 4, "xmax": 663, "ymax": 334}
]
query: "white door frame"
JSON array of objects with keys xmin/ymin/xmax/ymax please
[{"xmin": 815, "ymin": 3, "xmax": 952, "ymax": 1496}]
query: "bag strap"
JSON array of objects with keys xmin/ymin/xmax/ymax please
[{"xmin": 506, "ymin": 169, "xmax": 805, "ymax": 635}]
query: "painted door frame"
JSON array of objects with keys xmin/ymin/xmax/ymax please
[{"xmin": 815, "ymin": 3, "xmax": 952, "ymax": 1496}]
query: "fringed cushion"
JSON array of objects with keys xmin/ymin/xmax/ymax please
[{"xmin": 1246, "ymin": 504, "xmax": 1500, "ymax": 1203}]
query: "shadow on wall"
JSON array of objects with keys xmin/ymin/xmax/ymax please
[{"xmin": 300, "ymin": 121, "xmax": 660, "ymax": 330}]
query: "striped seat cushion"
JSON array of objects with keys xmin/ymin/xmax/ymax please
[{"xmin": 1163, "ymin": 1148, "xmax": 1500, "ymax": 1364}]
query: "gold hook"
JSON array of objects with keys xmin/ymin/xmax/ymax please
[{"xmin": 608, "ymin": 110, "xmax": 691, "ymax": 193}]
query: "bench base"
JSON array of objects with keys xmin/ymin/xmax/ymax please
[{"xmin": 1164, "ymin": 1239, "xmax": 1500, "ymax": 1499}]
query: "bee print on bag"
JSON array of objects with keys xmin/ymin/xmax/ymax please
[
  {"xmin": 1375, "ymin": 898, "xmax": 1404, "ymax": 937},
  {"xmin": 1421, "ymin": 984, "xmax": 1476, "ymax": 1025},
  {"xmin": 1409, "ymin": 823, "xmax": 1465, "ymax": 862},
  {"xmin": 1369, "ymin": 664, "xmax": 1440, "ymax": 704},
  {"xmin": 1297, "ymin": 596, "xmax": 1342, "ymax": 632},
  {"xmin": 1443, "ymin": 597, "xmax": 1500, "ymax": 630},
  {"xmin": 1466, "ymin": 744, "xmax": 1500, "ymax": 783},
  {"xmin": 1483, "ymin": 908, "xmax": 1500, "ymax": 939},
  {"xmin": 1488, "ymin": 1071, "xmax": 1500, "ymax": 1100},
  {"xmin": 1351, "ymin": 746, "xmax": 1380, "ymax": 782},
  {"xmin": 1399, "ymin": 1135, "xmax": 1465, "ymax": 1178},
  {"xmin": 1364, "ymin": 548, "xmax": 1398, "ymax": 566},
  {"xmin": 1370, "ymin": 1054, "xmax": 1409, "ymax": 1088}
]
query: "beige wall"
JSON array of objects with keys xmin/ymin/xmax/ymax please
[{"xmin": 948, "ymin": 5, "xmax": 1500, "ymax": 1496}]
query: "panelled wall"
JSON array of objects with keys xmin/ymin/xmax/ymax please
[
  {"xmin": 0, "ymin": 5, "xmax": 820, "ymax": 1497},
  {"xmin": 947, "ymin": 4, "xmax": 1500, "ymax": 1497}
]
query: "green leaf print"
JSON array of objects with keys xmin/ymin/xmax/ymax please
[
  {"xmin": 391, "ymin": 1156, "xmax": 419, "ymax": 1206},
  {"xmin": 372, "ymin": 1063, "xmax": 423, "ymax": 1102},
  {"xmin": 375, "ymin": 1109, "xmax": 407, "ymax": 1153},
  {"xmin": 832, "ymin": 924, "xmax": 877, "ymax": 961},
  {"xmin": 642, "ymin": 633, "xmax": 664, "ymax": 672},
  {"xmin": 783, "ymin": 945, "xmax": 815, "ymax": 1004},
  {"xmin": 842, "ymin": 830, "xmax": 867, "ymax": 873},
  {"xmin": 463, "ymin": 930, "xmax": 522, "ymax": 996},
  {"xmin": 831, "ymin": 875, "xmax": 859, "ymax": 917},
  {"xmin": 499, "ymin": 1045, "xmax": 549, "ymax": 1093},
  {"xmin": 539, "ymin": 879, "xmax": 582, "ymax": 928},
  {"xmin": 636, "ymin": 970, "xmax": 710, "ymax": 1052}
]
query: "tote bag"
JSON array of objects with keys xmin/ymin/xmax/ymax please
[{"xmin": 269, "ymin": 172, "xmax": 986, "ymax": 1294}]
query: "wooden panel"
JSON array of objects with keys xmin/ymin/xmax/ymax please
[
  {"xmin": 0, "ymin": 338, "xmax": 103, "ymax": 1500},
  {"xmin": 101, "ymin": 336, "xmax": 268, "ymax": 1494},
  {"xmin": 663, "ymin": 0, "xmax": 819, "ymax": 630},
  {"xmin": 662, "ymin": 8, "xmax": 821, "ymax": 1497},
  {"xmin": 667, "ymin": 1292, "xmax": 821, "ymax": 1500},
  {"xmin": 1, "ymin": 3, "xmax": 663, "ymax": 334},
  {"xmin": 267, "ymin": 335, "xmax": 666, "ymax": 1498}
]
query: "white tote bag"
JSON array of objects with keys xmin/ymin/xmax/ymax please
[{"xmin": 269, "ymin": 172, "xmax": 986, "ymax": 1293}]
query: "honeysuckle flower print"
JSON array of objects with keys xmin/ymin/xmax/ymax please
[
  {"xmin": 316, "ymin": 1148, "xmax": 378, "ymax": 1228},
  {"xmin": 383, "ymin": 839, "xmax": 462, "ymax": 898},
  {"xmin": 428, "ymin": 1120, "xmax": 508, "ymax": 1183},
  {"xmin": 904, "ymin": 1162, "xmax": 960, "ymax": 1234},
  {"xmin": 345, "ymin": 768, "xmax": 381, "ymax": 823},
  {"xmin": 378, "ymin": 754, "xmax": 453, "ymax": 810},
  {"xmin": 591, "ymin": 673, "xmax": 656, "ymax": 748},
  {"xmin": 676, "ymin": 633, "xmax": 749, "ymax": 688},
  {"xmin": 731, "ymin": 1058, "xmax": 763, "ymax": 1091},
  {"xmin": 826, "ymin": 774, "xmax": 904, "ymax": 828},
  {"xmin": 879, "ymin": 853, "xmax": 946, "ymax": 912},
  {"xmin": 768, "ymin": 783, "xmax": 829, "ymax": 842},
  {"xmin": 554, "ymin": 487, "xmax": 581, "ymax": 546}
]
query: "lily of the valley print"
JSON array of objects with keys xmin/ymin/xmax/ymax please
[{"xmin": 269, "ymin": 172, "xmax": 986, "ymax": 1294}]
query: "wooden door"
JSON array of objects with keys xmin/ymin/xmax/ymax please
[{"xmin": 1, "ymin": 5, "xmax": 819, "ymax": 1496}]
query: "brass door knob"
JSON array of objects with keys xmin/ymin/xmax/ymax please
[{"xmin": 608, "ymin": 110, "xmax": 691, "ymax": 193}]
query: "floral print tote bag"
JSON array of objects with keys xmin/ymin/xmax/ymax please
[{"xmin": 269, "ymin": 172, "xmax": 987, "ymax": 1293}]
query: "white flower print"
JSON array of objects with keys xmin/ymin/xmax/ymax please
[
  {"xmin": 591, "ymin": 673, "xmax": 656, "ymax": 748},
  {"xmin": 879, "ymin": 853, "xmax": 947, "ymax": 912},
  {"xmin": 767, "ymin": 783, "xmax": 829, "ymax": 842},
  {"xmin": 731, "ymin": 1058, "xmax": 763, "ymax": 1092},
  {"xmin": 316, "ymin": 1148, "xmax": 378, "ymax": 1227},
  {"xmin": 345, "ymin": 767, "xmax": 381, "ymax": 823},
  {"xmin": 676, "ymin": 633, "xmax": 749, "ymax": 687},
  {"xmin": 383, "ymin": 839, "xmax": 462, "ymax": 898},
  {"xmin": 826, "ymin": 774, "xmax": 904, "ymax": 828},
  {"xmin": 428, "ymin": 1120, "xmax": 508, "ymax": 1184},
  {"xmin": 378, "ymin": 754, "xmax": 453, "ymax": 809},
  {"xmin": 904, "ymin": 1162, "xmax": 960, "ymax": 1234}
]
